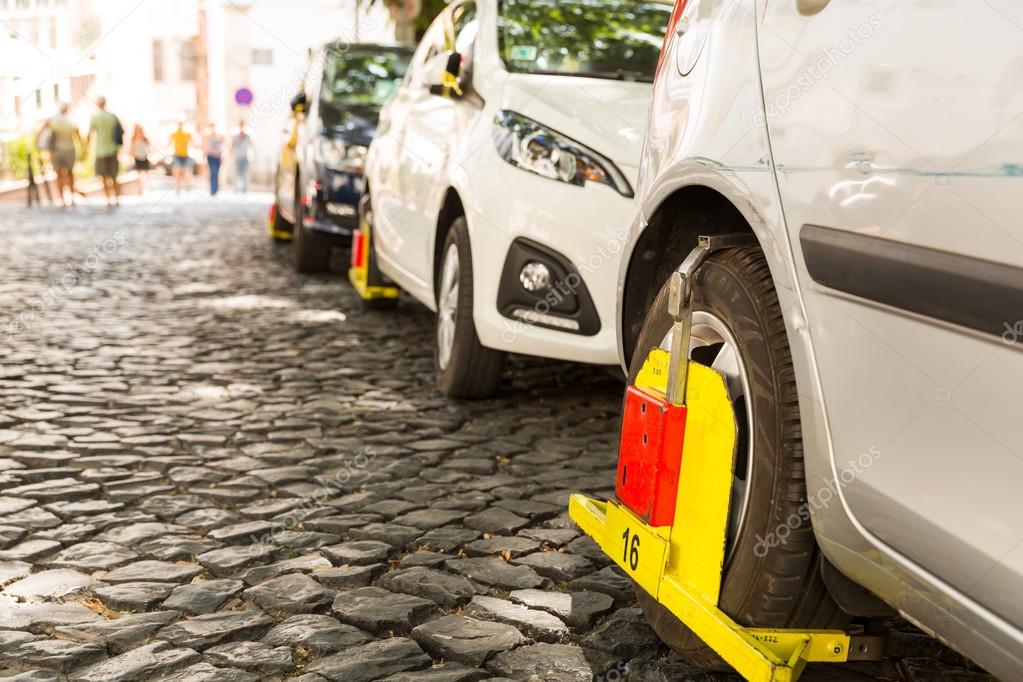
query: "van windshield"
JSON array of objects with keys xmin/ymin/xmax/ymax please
[
  {"xmin": 497, "ymin": 0, "xmax": 673, "ymax": 82},
  {"xmin": 320, "ymin": 48, "xmax": 412, "ymax": 115}
]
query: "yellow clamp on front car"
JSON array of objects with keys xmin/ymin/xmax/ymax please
[
  {"xmin": 569, "ymin": 349, "xmax": 877, "ymax": 682},
  {"xmin": 348, "ymin": 204, "xmax": 399, "ymax": 301}
]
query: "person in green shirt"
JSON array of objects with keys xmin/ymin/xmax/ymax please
[{"xmin": 87, "ymin": 97, "xmax": 122, "ymax": 207}]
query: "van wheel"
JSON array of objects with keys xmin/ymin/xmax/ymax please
[
  {"xmin": 291, "ymin": 191, "xmax": 330, "ymax": 273},
  {"xmin": 631, "ymin": 245, "xmax": 847, "ymax": 669},
  {"xmin": 435, "ymin": 217, "xmax": 505, "ymax": 398}
]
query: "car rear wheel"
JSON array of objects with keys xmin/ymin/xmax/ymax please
[
  {"xmin": 630, "ymin": 245, "xmax": 847, "ymax": 669},
  {"xmin": 435, "ymin": 217, "xmax": 505, "ymax": 398},
  {"xmin": 291, "ymin": 181, "xmax": 331, "ymax": 273}
]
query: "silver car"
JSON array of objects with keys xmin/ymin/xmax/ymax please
[{"xmin": 615, "ymin": 0, "xmax": 1023, "ymax": 678}]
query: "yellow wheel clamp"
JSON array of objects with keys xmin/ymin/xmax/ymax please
[
  {"xmin": 348, "ymin": 195, "xmax": 399, "ymax": 302},
  {"xmin": 569, "ymin": 235, "xmax": 883, "ymax": 682},
  {"xmin": 267, "ymin": 203, "xmax": 292, "ymax": 241}
]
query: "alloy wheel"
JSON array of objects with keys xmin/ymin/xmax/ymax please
[{"xmin": 437, "ymin": 243, "xmax": 460, "ymax": 370}]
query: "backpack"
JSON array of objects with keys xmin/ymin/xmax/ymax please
[{"xmin": 113, "ymin": 117, "xmax": 124, "ymax": 146}]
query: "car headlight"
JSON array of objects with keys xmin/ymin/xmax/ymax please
[
  {"xmin": 315, "ymin": 136, "xmax": 346, "ymax": 168},
  {"xmin": 492, "ymin": 110, "xmax": 633, "ymax": 197},
  {"xmin": 345, "ymin": 144, "xmax": 368, "ymax": 168},
  {"xmin": 314, "ymin": 137, "xmax": 367, "ymax": 171}
]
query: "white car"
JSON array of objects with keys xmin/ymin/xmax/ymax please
[
  {"xmin": 609, "ymin": 0, "xmax": 1023, "ymax": 678},
  {"xmin": 362, "ymin": 0, "xmax": 672, "ymax": 397}
]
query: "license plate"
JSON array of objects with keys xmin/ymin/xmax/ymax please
[{"xmin": 604, "ymin": 502, "xmax": 668, "ymax": 598}]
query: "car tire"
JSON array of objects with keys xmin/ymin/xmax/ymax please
[
  {"xmin": 434, "ymin": 217, "xmax": 505, "ymax": 398},
  {"xmin": 630, "ymin": 245, "xmax": 847, "ymax": 669},
  {"xmin": 291, "ymin": 189, "xmax": 331, "ymax": 273}
]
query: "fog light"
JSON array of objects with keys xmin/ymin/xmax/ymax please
[{"xmin": 519, "ymin": 262, "xmax": 551, "ymax": 291}]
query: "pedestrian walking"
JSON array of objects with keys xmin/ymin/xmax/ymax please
[
  {"xmin": 36, "ymin": 102, "xmax": 82, "ymax": 208},
  {"xmin": 204, "ymin": 124, "xmax": 225, "ymax": 196},
  {"xmin": 87, "ymin": 97, "xmax": 124, "ymax": 207},
  {"xmin": 131, "ymin": 125, "xmax": 154, "ymax": 191},
  {"xmin": 230, "ymin": 120, "xmax": 253, "ymax": 193},
  {"xmin": 169, "ymin": 121, "xmax": 193, "ymax": 194}
]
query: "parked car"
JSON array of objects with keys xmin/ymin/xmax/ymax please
[
  {"xmin": 270, "ymin": 42, "xmax": 414, "ymax": 272},
  {"xmin": 361, "ymin": 0, "xmax": 673, "ymax": 397},
  {"xmin": 615, "ymin": 0, "xmax": 1023, "ymax": 678}
]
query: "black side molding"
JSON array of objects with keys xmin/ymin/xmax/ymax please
[{"xmin": 800, "ymin": 224, "xmax": 1023, "ymax": 340}]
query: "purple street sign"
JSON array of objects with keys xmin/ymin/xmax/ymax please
[{"xmin": 234, "ymin": 87, "xmax": 254, "ymax": 106}]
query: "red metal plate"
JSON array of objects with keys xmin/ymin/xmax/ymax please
[
  {"xmin": 351, "ymin": 231, "xmax": 366, "ymax": 269},
  {"xmin": 615, "ymin": 385, "xmax": 687, "ymax": 527}
]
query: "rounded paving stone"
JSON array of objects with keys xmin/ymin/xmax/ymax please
[
  {"xmin": 101, "ymin": 560, "xmax": 204, "ymax": 584},
  {"xmin": 331, "ymin": 587, "xmax": 435, "ymax": 635},
  {"xmin": 244, "ymin": 573, "xmax": 333, "ymax": 614},
  {"xmin": 320, "ymin": 540, "xmax": 392, "ymax": 566},
  {"xmin": 411, "ymin": 614, "xmax": 524, "ymax": 666},
  {"xmin": 94, "ymin": 581, "xmax": 176, "ymax": 611},
  {"xmin": 377, "ymin": 566, "xmax": 476, "ymax": 608},
  {"xmin": 203, "ymin": 640, "xmax": 294, "ymax": 672}
]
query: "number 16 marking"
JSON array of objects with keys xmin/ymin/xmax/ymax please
[{"xmin": 621, "ymin": 527, "xmax": 641, "ymax": 571}]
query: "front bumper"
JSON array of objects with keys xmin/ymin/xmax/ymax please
[{"xmin": 305, "ymin": 164, "xmax": 364, "ymax": 240}]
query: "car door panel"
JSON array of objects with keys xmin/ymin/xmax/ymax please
[{"xmin": 758, "ymin": 0, "xmax": 1023, "ymax": 624}]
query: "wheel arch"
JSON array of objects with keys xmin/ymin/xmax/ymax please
[
  {"xmin": 620, "ymin": 184, "xmax": 757, "ymax": 366},
  {"xmin": 433, "ymin": 187, "xmax": 466, "ymax": 304}
]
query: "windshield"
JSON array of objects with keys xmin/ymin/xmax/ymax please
[
  {"xmin": 320, "ymin": 49, "xmax": 412, "ymax": 114},
  {"xmin": 497, "ymin": 0, "xmax": 672, "ymax": 82}
]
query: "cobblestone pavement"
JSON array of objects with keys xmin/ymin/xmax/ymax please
[{"xmin": 0, "ymin": 197, "xmax": 995, "ymax": 681}]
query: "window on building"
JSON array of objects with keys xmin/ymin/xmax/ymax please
[
  {"xmin": 252, "ymin": 48, "xmax": 273, "ymax": 66},
  {"xmin": 15, "ymin": 0, "xmax": 29, "ymax": 8},
  {"xmin": 179, "ymin": 40, "xmax": 196, "ymax": 81},
  {"xmin": 152, "ymin": 38, "xmax": 164, "ymax": 81},
  {"xmin": 52, "ymin": 82, "xmax": 58, "ymax": 102},
  {"xmin": 34, "ymin": 88, "xmax": 41, "ymax": 107}
]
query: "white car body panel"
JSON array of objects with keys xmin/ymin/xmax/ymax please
[
  {"xmin": 619, "ymin": 0, "xmax": 1023, "ymax": 677},
  {"xmin": 365, "ymin": 0, "xmax": 656, "ymax": 365}
]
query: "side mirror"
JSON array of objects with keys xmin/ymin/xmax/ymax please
[
  {"xmin": 290, "ymin": 91, "xmax": 308, "ymax": 114},
  {"xmin": 425, "ymin": 50, "xmax": 463, "ymax": 96}
]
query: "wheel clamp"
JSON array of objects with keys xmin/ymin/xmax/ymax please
[
  {"xmin": 569, "ymin": 235, "xmax": 883, "ymax": 681},
  {"xmin": 349, "ymin": 196, "xmax": 400, "ymax": 302},
  {"xmin": 267, "ymin": 203, "xmax": 292, "ymax": 241}
]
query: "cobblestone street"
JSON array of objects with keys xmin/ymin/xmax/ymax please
[{"xmin": 0, "ymin": 197, "xmax": 994, "ymax": 681}]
